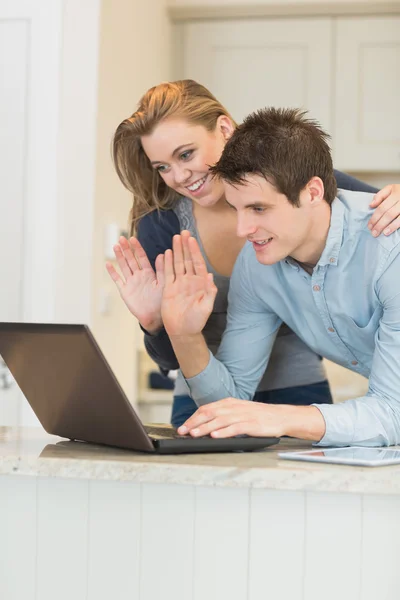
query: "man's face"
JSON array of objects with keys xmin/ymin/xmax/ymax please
[{"xmin": 224, "ymin": 175, "xmax": 314, "ymax": 265}]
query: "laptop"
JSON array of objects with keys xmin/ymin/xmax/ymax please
[{"xmin": 0, "ymin": 323, "xmax": 279, "ymax": 454}]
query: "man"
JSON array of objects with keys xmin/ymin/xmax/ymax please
[{"xmin": 160, "ymin": 107, "xmax": 400, "ymax": 447}]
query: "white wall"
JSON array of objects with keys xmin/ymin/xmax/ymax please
[{"xmin": 54, "ymin": 0, "xmax": 101, "ymax": 325}]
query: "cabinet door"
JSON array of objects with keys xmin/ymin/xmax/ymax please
[
  {"xmin": 181, "ymin": 18, "xmax": 333, "ymax": 133},
  {"xmin": 0, "ymin": 0, "xmax": 63, "ymax": 427},
  {"xmin": 334, "ymin": 16, "xmax": 400, "ymax": 171}
]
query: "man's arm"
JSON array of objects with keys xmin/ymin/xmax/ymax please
[
  {"xmin": 315, "ymin": 249, "xmax": 400, "ymax": 447},
  {"xmin": 177, "ymin": 248, "xmax": 400, "ymax": 445},
  {"xmin": 161, "ymin": 232, "xmax": 218, "ymax": 380},
  {"xmin": 163, "ymin": 237, "xmax": 282, "ymax": 405}
]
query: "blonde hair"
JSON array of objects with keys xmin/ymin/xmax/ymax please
[{"xmin": 112, "ymin": 80, "xmax": 235, "ymax": 234}]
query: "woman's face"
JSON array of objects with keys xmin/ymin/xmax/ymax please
[{"xmin": 141, "ymin": 116, "xmax": 234, "ymax": 208}]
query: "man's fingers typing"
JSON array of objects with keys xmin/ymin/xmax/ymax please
[{"xmin": 210, "ymin": 423, "xmax": 250, "ymax": 438}]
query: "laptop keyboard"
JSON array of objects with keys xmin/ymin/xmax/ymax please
[{"xmin": 144, "ymin": 425, "xmax": 191, "ymax": 440}]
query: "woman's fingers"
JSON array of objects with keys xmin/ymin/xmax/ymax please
[
  {"xmin": 369, "ymin": 184, "xmax": 393, "ymax": 208},
  {"xmin": 129, "ymin": 237, "xmax": 153, "ymax": 271},
  {"xmin": 112, "ymin": 243, "xmax": 135, "ymax": 282},
  {"xmin": 105, "ymin": 262, "xmax": 124, "ymax": 292},
  {"xmin": 368, "ymin": 194, "xmax": 399, "ymax": 234},
  {"xmin": 155, "ymin": 253, "xmax": 165, "ymax": 288},
  {"xmin": 382, "ymin": 215, "xmax": 400, "ymax": 237},
  {"xmin": 118, "ymin": 236, "xmax": 141, "ymax": 274},
  {"xmin": 372, "ymin": 204, "xmax": 400, "ymax": 236},
  {"xmin": 109, "ymin": 236, "xmax": 159, "ymax": 296},
  {"xmin": 368, "ymin": 183, "xmax": 400, "ymax": 235}
]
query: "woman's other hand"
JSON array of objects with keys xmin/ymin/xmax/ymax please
[
  {"xmin": 106, "ymin": 237, "xmax": 164, "ymax": 333},
  {"xmin": 368, "ymin": 184, "xmax": 400, "ymax": 236}
]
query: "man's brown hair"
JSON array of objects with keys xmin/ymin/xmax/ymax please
[{"xmin": 210, "ymin": 107, "xmax": 337, "ymax": 206}]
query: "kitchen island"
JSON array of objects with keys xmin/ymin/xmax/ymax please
[{"xmin": 1, "ymin": 427, "xmax": 399, "ymax": 600}]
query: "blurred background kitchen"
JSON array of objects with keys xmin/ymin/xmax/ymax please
[{"xmin": 0, "ymin": 0, "xmax": 399, "ymax": 427}]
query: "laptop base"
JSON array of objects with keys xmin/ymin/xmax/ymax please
[{"xmin": 151, "ymin": 436, "xmax": 280, "ymax": 454}]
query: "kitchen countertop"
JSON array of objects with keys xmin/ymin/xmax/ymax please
[{"xmin": 1, "ymin": 426, "xmax": 400, "ymax": 494}]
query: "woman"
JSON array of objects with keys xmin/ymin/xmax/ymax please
[{"xmin": 107, "ymin": 79, "xmax": 400, "ymax": 427}]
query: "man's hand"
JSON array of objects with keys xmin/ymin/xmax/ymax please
[
  {"xmin": 106, "ymin": 236, "xmax": 164, "ymax": 333},
  {"xmin": 161, "ymin": 231, "xmax": 218, "ymax": 336},
  {"xmin": 177, "ymin": 398, "xmax": 326, "ymax": 441},
  {"xmin": 368, "ymin": 183, "xmax": 400, "ymax": 236}
]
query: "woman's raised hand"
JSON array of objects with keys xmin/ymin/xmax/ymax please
[{"xmin": 106, "ymin": 237, "xmax": 164, "ymax": 333}]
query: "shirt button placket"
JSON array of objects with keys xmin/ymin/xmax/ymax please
[
  {"xmin": 311, "ymin": 273, "xmax": 328, "ymax": 330},
  {"xmin": 311, "ymin": 269, "xmax": 336, "ymax": 335}
]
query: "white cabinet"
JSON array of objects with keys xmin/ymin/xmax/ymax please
[
  {"xmin": 182, "ymin": 18, "xmax": 333, "ymax": 133},
  {"xmin": 179, "ymin": 15, "xmax": 400, "ymax": 172},
  {"xmin": 334, "ymin": 16, "xmax": 400, "ymax": 171},
  {"xmin": 0, "ymin": 0, "xmax": 65, "ymax": 426}
]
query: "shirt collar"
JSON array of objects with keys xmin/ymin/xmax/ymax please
[
  {"xmin": 284, "ymin": 197, "xmax": 345, "ymax": 270},
  {"xmin": 316, "ymin": 197, "xmax": 344, "ymax": 268}
]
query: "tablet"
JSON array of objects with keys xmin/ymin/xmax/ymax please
[{"xmin": 278, "ymin": 446, "xmax": 400, "ymax": 467}]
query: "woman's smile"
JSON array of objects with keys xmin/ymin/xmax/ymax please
[{"xmin": 185, "ymin": 175, "xmax": 208, "ymax": 195}]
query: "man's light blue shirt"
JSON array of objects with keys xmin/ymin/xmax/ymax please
[{"xmin": 185, "ymin": 190, "xmax": 400, "ymax": 447}]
